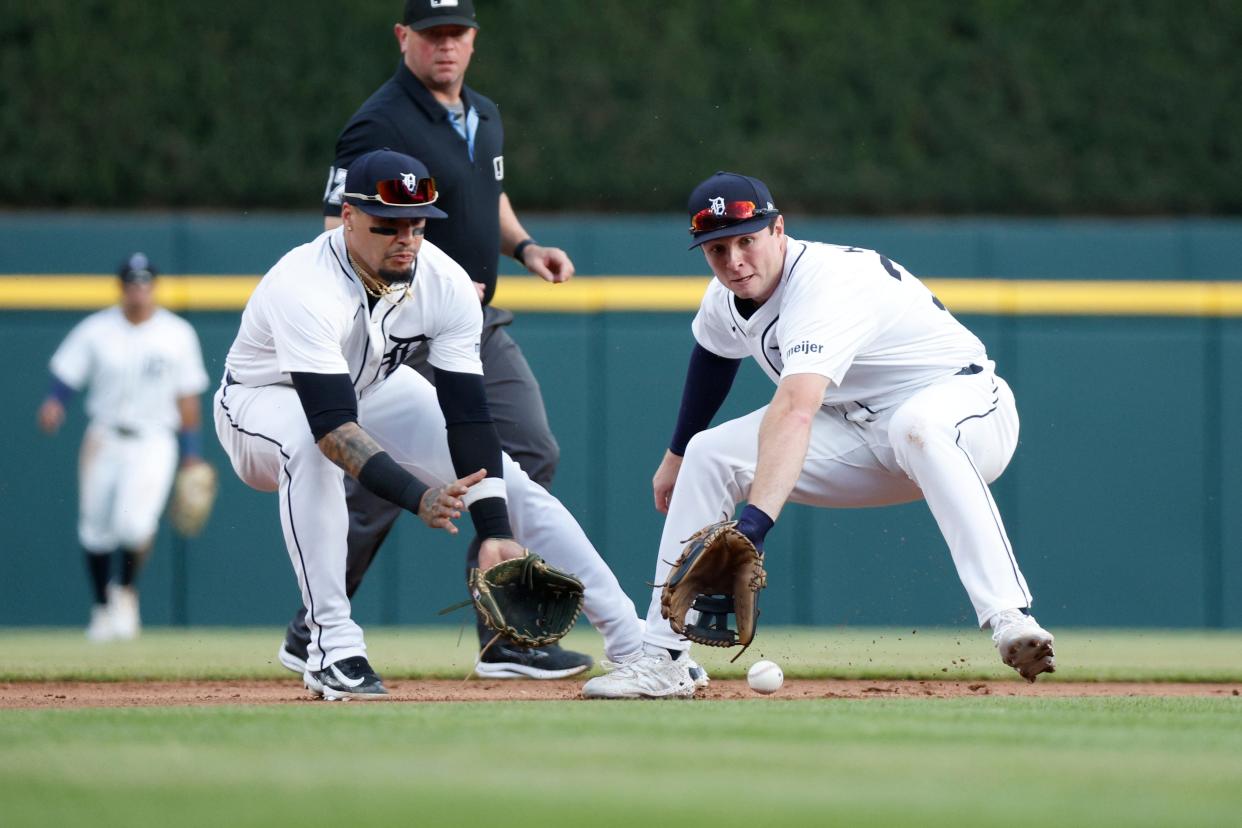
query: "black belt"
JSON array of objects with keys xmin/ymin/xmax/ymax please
[{"xmin": 956, "ymin": 364, "xmax": 983, "ymax": 375}]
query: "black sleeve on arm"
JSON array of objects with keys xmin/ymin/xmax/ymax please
[
  {"xmin": 357, "ymin": 452, "xmax": 428, "ymax": 513},
  {"xmin": 292, "ymin": 372, "xmax": 430, "ymax": 512},
  {"xmin": 668, "ymin": 344, "xmax": 743, "ymax": 456},
  {"xmin": 433, "ymin": 367, "xmax": 513, "ymax": 539},
  {"xmin": 290, "ymin": 372, "xmax": 359, "ymax": 441}
]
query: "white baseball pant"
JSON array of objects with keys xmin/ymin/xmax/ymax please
[
  {"xmin": 643, "ymin": 366, "xmax": 1033, "ymax": 653},
  {"xmin": 214, "ymin": 365, "xmax": 643, "ymax": 671},
  {"xmin": 78, "ymin": 423, "xmax": 178, "ymax": 552}
]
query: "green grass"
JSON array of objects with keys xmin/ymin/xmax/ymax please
[
  {"xmin": 1, "ymin": 698, "xmax": 1240, "ymax": 828},
  {"xmin": 2, "ymin": 625, "xmax": 1240, "ymax": 682},
  {"xmin": 2, "ymin": 627, "xmax": 1241, "ymax": 827}
]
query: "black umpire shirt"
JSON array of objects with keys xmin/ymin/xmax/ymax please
[{"xmin": 323, "ymin": 62, "xmax": 506, "ymax": 305}]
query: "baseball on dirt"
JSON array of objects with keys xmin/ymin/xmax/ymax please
[{"xmin": 747, "ymin": 659, "xmax": 784, "ymax": 694}]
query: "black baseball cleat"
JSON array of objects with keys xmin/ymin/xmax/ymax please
[
  {"xmin": 304, "ymin": 656, "xmax": 389, "ymax": 701},
  {"xmin": 475, "ymin": 642, "xmax": 594, "ymax": 679}
]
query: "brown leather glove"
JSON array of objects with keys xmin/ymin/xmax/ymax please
[{"xmin": 661, "ymin": 520, "xmax": 767, "ymax": 655}]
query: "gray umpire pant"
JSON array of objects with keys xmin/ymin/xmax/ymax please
[{"xmin": 283, "ymin": 306, "xmax": 560, "ymax": 653}]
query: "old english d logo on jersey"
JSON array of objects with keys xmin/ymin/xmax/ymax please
[{"xmin": 380, "ymin": 334, "xmax": 429, "ymax": 378}]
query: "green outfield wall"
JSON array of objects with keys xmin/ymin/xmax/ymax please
[{"xmin": 2, "ymin": 214, "xmax": 1240, "ymax": 630}]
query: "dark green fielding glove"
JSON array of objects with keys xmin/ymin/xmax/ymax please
[{"xmin": 468, "ymin": 552, "xmax": 585, "ymax": 648}]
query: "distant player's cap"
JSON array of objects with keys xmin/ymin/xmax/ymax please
[
  {"xmin": 403, "ymin": 0, "xmax": 479, "ymax": 31},
  {"xmin": 118, "ymin": 252, "xmax": 157, "ymax": 284},
  {"xmin": 343, "ymin": 149, "xmax": 449, "ymax": 220},
  {"xmin": 686, "ymin": 171, "xmax": 780, "ymax": 249}
]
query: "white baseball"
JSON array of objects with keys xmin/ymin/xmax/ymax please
[{"xmin": 747, "ymin": 659, "xmax": 784, "ymax": 694}]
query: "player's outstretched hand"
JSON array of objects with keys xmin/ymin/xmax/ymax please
[
  {"xmin": 652, "ymin": 449, "xmax": 684, "ymax": 514},
  {"xmin": 524, "ymin": 245, "xmax": 575, "ymax": 284},
  {"xmin": 478, "ymin": 537, "xmax": 526, "ymax": 571},
  {"xmin": 37, "ymin": 398, "xmax": 65, "ymax": 435},
  {"xmin": 418, "ymin": 468, "xmax": 487, "ymax": 533}
]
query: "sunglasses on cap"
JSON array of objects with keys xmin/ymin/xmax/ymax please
[
  {"xmin": 344, "ymin": 176, "xmax": 440, "ymax": 207},
  {"xmin": 689, "ymin": 200, "xmax": 778, "ymax": 234}
]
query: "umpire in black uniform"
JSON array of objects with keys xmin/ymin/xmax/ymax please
[{"xmin": 278, "ymin": 0, "xmax": 593, "ymax": 678}]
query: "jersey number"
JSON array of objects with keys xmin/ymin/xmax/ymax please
[{"xmin": 844, "ymin": 248, "xmax": 946, "ymax": 310}]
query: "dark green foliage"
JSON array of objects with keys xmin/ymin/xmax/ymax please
[{"xmin": 2, "ymin": 0, "xmax": 1239, "ymax": 212}]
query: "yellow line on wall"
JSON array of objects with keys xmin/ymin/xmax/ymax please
[{"xmin": 2, "ymin": 276, "xmax": 1242, "ymax": 316}]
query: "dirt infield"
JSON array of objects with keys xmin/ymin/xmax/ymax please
[{"xmin": 2, "ymin": 679, "xmax": 1239, "ymax": 708}]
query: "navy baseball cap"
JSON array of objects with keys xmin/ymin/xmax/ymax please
[
  {"xmin": 403, "ymin": 0, "xmax": 478, "ymax": 30},
  {"xmin": 343, "ymin": 149, "xmax": 449, "ymax": 220},
  {"xmin": 118, "ymin": 252, "xmax": 156, "ymax": 284},
  {"xmin": 687, "ymin": 171, "xmax": 780, "ymax": 249}
]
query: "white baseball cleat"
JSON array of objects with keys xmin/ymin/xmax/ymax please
[
  {"xmin": 108, "ymin": 585, "xmax": 141, "ymax": 641},
  {"xmin": 581, "ymin": 645, "xmax": 699, "ymax": 699},
  {"xmin": 635, "ymin": 617, "xmax": 708, "ymax": 688},
  {"xmin": 86, "ymin": 604, "xmax": 114, "ymax": 642},
  {"xmin": 990, "ymin": 609, "xmax": 1055, "ymax": 682}
]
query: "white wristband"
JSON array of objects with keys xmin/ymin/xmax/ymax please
[{"xmin": 461, "ymin": 476, "xmax": 507, "ymax": 507}]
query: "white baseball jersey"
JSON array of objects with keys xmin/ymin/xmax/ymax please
[
  {"xmin": 215, "ymin": 225, "xmax": 643, "ymax": 672},
  {"xmin": 49, "ymin": 305, "xmax": 206, "ymax": 551},
  {"xmin": 50, "ymin": 306, "xmax": 208, "ymax": 432},
  {"xmin": 692, "ymin": 238, "xmax": 987, "ymax": 410},
  {"xmin": 642, "ymin": 236, "xmax": 1034, "ymax": 654},
  {"xmin": 224, "ymin": 227, "xmax": 482, "ymax": 395}
]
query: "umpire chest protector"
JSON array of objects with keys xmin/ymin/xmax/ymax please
[{"xmin": 329, "ymin": 63, "xmax": 505, "ymax": 302}]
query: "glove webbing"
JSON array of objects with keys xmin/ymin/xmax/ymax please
[{"xmin": 438, "ymin": 551, "xmax": 542, "ymax": 617}]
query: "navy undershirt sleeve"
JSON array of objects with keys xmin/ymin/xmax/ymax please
[
  {"xmin": 669, "ymin": 344, "xmax": 743, "ymax": 456},
  {"xmin": 47, "ymin": 376, "xmax": 77, "ymax": 405},
  {"xmin": 292, "ymin": 371, "xmax": 431, "ymax": 513},
  {"xmin": 433, "ymin": 367, "xmax": 513, "ymax": 539},
  {"xmin": 290, "ymin": 372, "xmax": 358, "ymax": 441}
]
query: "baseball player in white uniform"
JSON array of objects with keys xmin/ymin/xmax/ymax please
[
  {"xmin": 38, "ymin": 253, "xmax": 209, "ymax": 641},
  {"xmin": 584, "ymin": 172, "xmax": 1055, "ymax": 699},
  {"xmin": 214, "ymin": 149, "xmax": 646, "ymax": 700}
]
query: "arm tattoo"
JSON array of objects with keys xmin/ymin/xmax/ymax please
[{"xmin": 317, "ymin": 421, "xmax": 384, "ymax": 478}]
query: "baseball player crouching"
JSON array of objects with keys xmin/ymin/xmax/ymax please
[
  {"xmin": 215, "ymin": 149, "xmax": 652, "ymax": 700},
  {"xmin": 38, "ymin": 254, "xmax": 210, "ymax": 641},
  {"xmin": 583, "ymin": 172, "xmax": 1055, "ymax": 699}
]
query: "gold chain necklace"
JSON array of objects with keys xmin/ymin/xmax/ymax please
[{"xmin": 347, "ymin": 250, "xmax": 388, "ymax": 298}]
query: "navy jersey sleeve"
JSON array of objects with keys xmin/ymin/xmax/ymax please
[{"xmin": 322, "ymin": 114, "xmax": 404, "ymax": 217}]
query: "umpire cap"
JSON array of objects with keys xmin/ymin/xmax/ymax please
[
  {"xmin": 403, "ymin": 0, "xmax": 479, "ymax": 30},
  {"xmin": 687, "ymin": 172, "xmax": 780, "ymax": 249},
  {"xmin": 343, "ymin": 149, "xmax": 449, "ymax": 220}
]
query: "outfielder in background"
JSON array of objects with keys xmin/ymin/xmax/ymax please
[
  {"xmin": 305, "ymin": 0, "xmax": 592, "ymax": 679},
  {"xmin": 584, "ymin": 172, "xmax": 1056, "ymax": 699},
  {"xmin": 37, "ymin": 253, "xmax": 209, "ymax": 642},
  {"xmin": 215, "ymin": 149, "xmax": 647, "ymax": 700}
]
